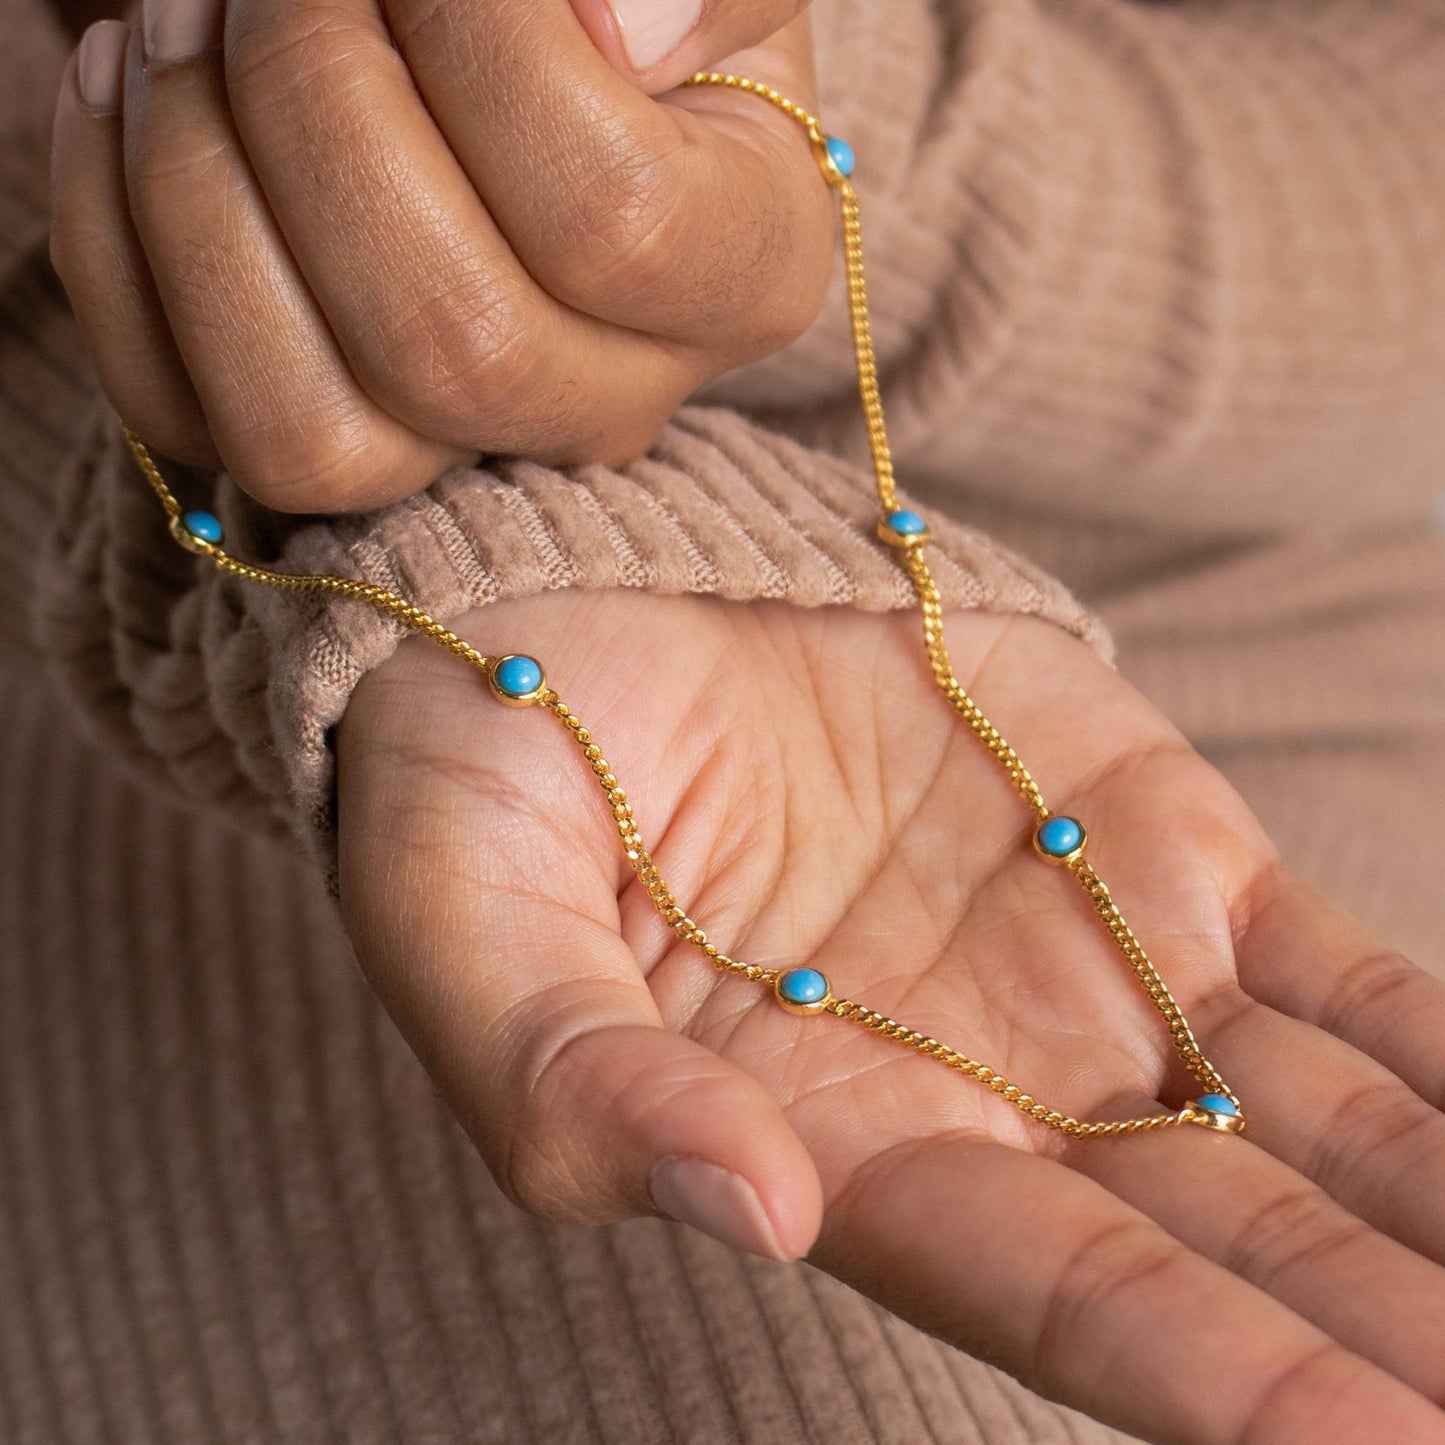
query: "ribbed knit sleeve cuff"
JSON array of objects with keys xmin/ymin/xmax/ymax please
[{"xmin": 38, "ymin": 404, "xmax": 1111, "ymax": 867}]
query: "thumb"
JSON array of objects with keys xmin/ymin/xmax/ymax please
[
  {"xmin": 336, "ymin": 648, "xmax": 824, "ymax": 1262},
  {"xmin": 569, "ymin": 0, "xmax": 814, "ymax": 92}
]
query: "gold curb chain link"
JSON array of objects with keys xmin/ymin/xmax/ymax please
[{"xmin": 121, "ymin": 73, "xmax": 1243, "ymax": 1140}]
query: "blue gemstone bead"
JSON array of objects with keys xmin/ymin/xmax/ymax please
[
  {"xmin": 885, "ymin": 509, "xmax": 927, "ymax": 536},
  {"xmin": 778, "ymin": 967, "xmax": 829, "ymax": 1006},
  {"xmin": 182, "ymin": 510, "xmax": 223, "ymax": 545},
  {"xmin": 494, "ymin": 654, "xmax": 543, "ymax": 698},
  {"xmin": 825, "ymin": 136, "xmax": 855, "ymax": 178},
  {"xmin": 1036, "ymin": 816, "xmax": 1084, "ymax": 857},
  {"xmin": 1197, "ymin": 1094, "xmax": 1239, "ymax": 1117}
]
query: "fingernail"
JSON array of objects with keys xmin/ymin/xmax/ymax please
[
  {"xmin": 142, "ymin": 0, "xmax": 225, "ymax": 65},
  {"xmin": 650, "ymin": 1157, "xmax": 794, "ymax": 1262},
  {"xmin": 606, "ymin": 0, "xmax": 704, "ymax": 72},
  {"xmin": 77, "ymin": 20, "xmax": 129, "ymax": 114}
]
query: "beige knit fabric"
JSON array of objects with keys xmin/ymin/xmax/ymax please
[
  {"xmin": 3, "ymin": 0, "xmax": 1444, "ymax": 1440},
  {"xmin": 41, "ymin": 411, "xmax": 1107, "ymax": 860}
]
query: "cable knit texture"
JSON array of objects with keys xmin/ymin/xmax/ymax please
[{"xmin": 3, "ymin": 0, "xmax": 1445, "ymax": 1441}]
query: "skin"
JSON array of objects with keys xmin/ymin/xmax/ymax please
[
  {"xmin": 339, "ymin": 591, "xmax": 1445, "ymax": 1445},
  {"xmin": 48, "ymin": 2, "xmax": 1445, "ymax": 1441},
  {"xmin": 49, "ymin": 0, "xmax": 829, "ymax": 508}
]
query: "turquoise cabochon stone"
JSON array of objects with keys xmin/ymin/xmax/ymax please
[
  {"xmin": 494, "ymin": 654, "xmax": 543, "ymax": 697},
  {"xmin": 182, "ymin": 510, "xmax": 223, "ymax": 544},
  {"xmin": 885, "ymin": 509, "xmax": 927, "ymax": 536},
  {"xmin": 1036, "ymin": 816, "xmax": 1084, "ymax": 857},
  {"xmin": 778, "ymin": 967, "xmax": 829, "ymax": 1005},
  {"xmin": 1197, "ymin": 1094, "xmax": 1239, "ymax": 1116},
  {"xmin": 825, "ymin": 136, "xmax": 855, "ymax": 177}
]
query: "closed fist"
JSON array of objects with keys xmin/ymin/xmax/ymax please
[{"xmin": 51, "ymin": 0, "xmax": 829, "ymax": 510}]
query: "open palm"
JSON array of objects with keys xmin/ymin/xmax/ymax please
[{"xmin": 338, "ymin": 588, "xmax": 1445, "ymax": 1445}]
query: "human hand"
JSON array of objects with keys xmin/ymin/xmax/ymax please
[
  {"xmin": 50, "ymin": 0, "xmax": 830, "ymax": 509},
  {"xmin": 336, "ymin": 588, "xmax": 1445, "ymax": 1445},
  {"xmin": 332, "ymin": 586, "xmax": 1445, "ymax": 1445}
]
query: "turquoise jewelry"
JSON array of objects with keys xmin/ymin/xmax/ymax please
[{"xmin": 126, "ymin": 74, "xmax": 1245, "ymax": 1141}]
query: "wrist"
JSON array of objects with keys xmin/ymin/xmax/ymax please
[{"xmin": 41, "ymin": 409, "xmax": 1110, "ymax": 884}]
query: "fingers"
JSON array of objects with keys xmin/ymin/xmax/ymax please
[
  {"xmin": 1071, "ymin": 1103, "xmax": 1445, "ymax": 1401},
  {"xmin": 1236, "ymin": 865, "xmax": 1445, "ymax": 1110},
  {"xmin": 220, "ymin": 0, "xmax": 694, "ymax": 465},
  {"xmin": 1201, "ymin": 996, "xmax": 1445, "ymax": 1266},
  {"xmin": 54, "ymin": 3, "xmax": 691, "ymax": 503},
  {"xmin": 379, "ymin": 0, "xmax": 834, "ymax": 344},
  {"xmin": 55, "ymin": 0, "xmax": 833, "ymax": 507},
  {"xmin": 335, "ymin": 643, "xmax": 823, "ymax": 1259},
  {"xmin": 50, "ymin": 20, "xmax": 217, "ymax": 467},
  {"xmin": 120, "ymin": 16, "xmax": 463, "ymax": 510},
  {"xmin": 822, "ymin": 1137, "xmax": 1445, "ymax": 1445}
]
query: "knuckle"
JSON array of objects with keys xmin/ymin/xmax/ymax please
[
  {"xmin": 500, "ymin": 1135, "xmax": 592, "ymax": 1223},
  {"xmin": 497, "ymin": 1012, "xmax": 613, "ymax": 1223},
  {"xmin": 717, "ymin": 180, "xmax": 833, "ymax": 355},
  {"xmin": 378, "ymin": 0, "xmax": 451, "ymax": 54},
  {"xmin": 223, "ymin": 407, "xmax": 384, "ymax": 511},
  {"xmin": 548, "ymin": 139, "xmax": 828, "ymax": 350},
  {"xmin": 126, "ymin": 121, "xmax": 233, "ymax": 200},
  {"xmin": 224, "ymin": 6, "xmax": 370, "ymax": 121},
  {"xmin": 589, "ymin": 177, "xmax": 694, "ymax": 305},
  {"xmin": 1031, "ymin": 1218, "xmax": 1182, "ymax": 1389},
  {"xmin": 1319, "ymin": 946, "xmax": 1420, "ymax": 1040},
  {"xmin": 741, "ymin": 224, "xmax": 831, "ymax": 352},
  {"xmin": 1305, "ymin": 1079, "xmax": 1438, "ymax": 1196},
  {"xmin": 145, "ymin": 246, "xmax": 232, "ymax": 335},
  {"xmin": 499, "ymin": 1132, "xmax": 574, "ymax": 1220},
  {"xmin": 1224, "ymin": 1187, "xmax": 1366, "ymax": 1294},
  {"xmin": 368, "ymin": 282, "xmax": 560, "ymax": 445},
  {"xmin": 1235, "ymin": 1343, "xmax": 1350, "ymax": 1445},
  {"xmin": 47, "ymin": 172, "xmax": 90, "ymax": 275},
  {"xmin": 549, "ymin": 146, "xmax": 697, "ymax": 307},
  {"xmin": 48, "ymin": 219, "xmax": 130, "ymax": 307},
  {"xmin": 493, "ymin": 997, "xmax": 658, "ymax": 1225}
]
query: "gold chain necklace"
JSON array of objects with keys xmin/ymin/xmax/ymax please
[{"xmin": 122, "ymin": 74, "xmax": 1244, "ymax": 1141}]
